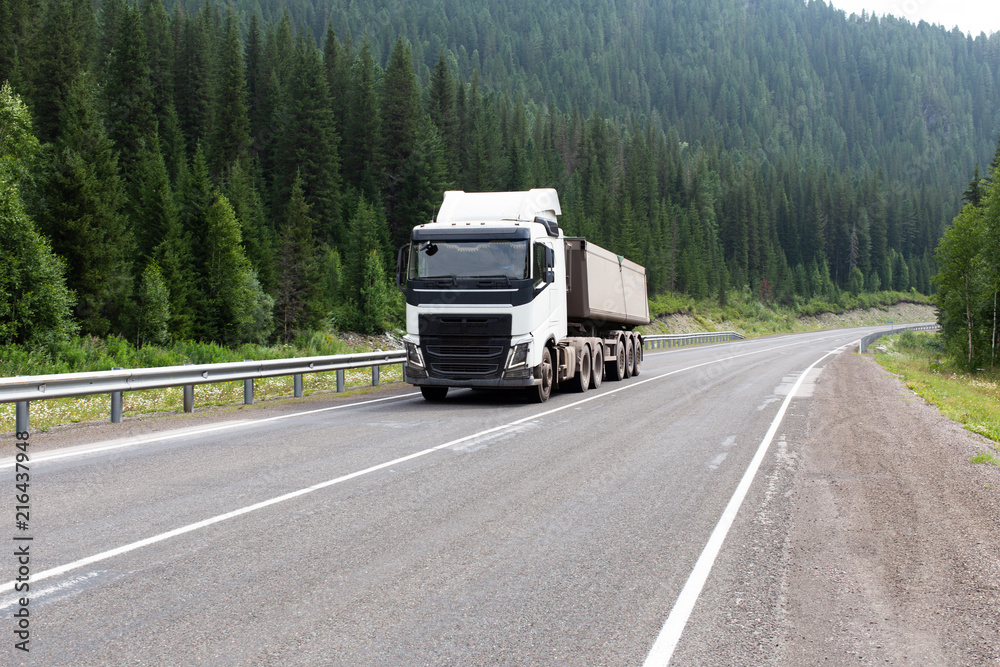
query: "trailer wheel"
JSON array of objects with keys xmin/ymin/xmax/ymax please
[
  {"xmin": 590, "ymin": 344, "xmax": 604, "ymax": 389},
  {"xmin": 530, "ymin": 346, "xmax": 554, "ymax": 403},
  {"xmin": 573, "ymin": 345, "xmax": 591, "ymax": 393},
  {"xmin": 631, "ymin": 335, "xmax": 642, "ymax": 377},
  {"xmin": 608, "ymin": 336, "xmax": 627, "ymax": 381},
  {"xmin": 420, "ymin": 386, "xmax": 448, "ymax": 401},
  {"xmin": 623, "ymin": 336, "xmax": 634, "ymax": 379}
]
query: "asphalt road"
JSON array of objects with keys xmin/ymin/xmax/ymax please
[{"xmin": 0, "ymin": 326, "xmax": 901, "ymax": 665}]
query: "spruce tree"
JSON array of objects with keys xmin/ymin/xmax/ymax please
[
  {"xmin": 381, "ymin": 38, "xmax": 420, "ymax": 243},
  {"xmin": 30, "ymin": 0, "xmax": 97, "ymax": 143},
  {"xmin": 33, "ymin": 72, "xmax": 133, "ymax": 337},
  {"xmin": 273, "ymin": 35, "xmax": 341, "ymax": 245},
  {"xmin": 135, "ymin": 260, "xmax": 170, "ymax": 347},
  {"xmin": 202, "ymin": 192, "xmax": 273, "ymax": 345},
  {"xmin": 274, "ymin": 174, "xmax": 320, "ymax": 342},
  {"xmin": 210, "ymin": 8, "xmax": 251, "ymax": 178},
  {"xmin": 174, "ymin": 6, "xmax": 214, "ymax": 155},
  {"xmin": 102, "ymin": 3, "xmax": 156, "ymax": 181},
  {"xmin": 0, "ymin": 82, "xmax": 77, "ymax": 346},
  {"xmin": 342, "ymin": 38, "xmax": 382, "ymax": 202}
]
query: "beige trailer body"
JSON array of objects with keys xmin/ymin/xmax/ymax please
[{"xmin": 565, "ymin": 238, "xmax": 650, "ymax": 327}]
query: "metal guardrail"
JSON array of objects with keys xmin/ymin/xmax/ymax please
[
  {"xmin": 1, "ymin": 331, "xmax": 747, "ymax": 433},
  {"xmin": 859, "ymin": 323, "xmax": 940, "ymax": 353},
  {"xmin": 2, "ymin": 350, "xmax": 405, "ymax": 433},
  {"xmin": 642, "ymin": 331, "xmax": 745, "ymax": 349}
]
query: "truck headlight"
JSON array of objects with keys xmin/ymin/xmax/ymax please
[
  {"xmin": 505, "ymin": 342, "xmax": 530, "ymax": 370},
  {"xmin": 405, "ymin": 341, "xmax": 425, "ymax": 368}
]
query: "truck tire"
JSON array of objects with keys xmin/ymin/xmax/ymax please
[
  {"xmin": 623, "ymin": 336, "xmax": 634, "ymax": 379},
  {"xmin": 631, "ymin": 335, "xmax": 642, "ymax": 377},
  {"xmin": 590, "ymin": 344, "xmax": 604, "ymax": 389},
  {"xmin": 530, "ymin": 346, "xmax": 554, "ymax": 403},
  {"xmin": 420, "ymin": 386, "xmax": 448, "ymax": 401},
  {"xmin": 607, "ymin": 336, "xmax": 627, "ymax": 381},
  {"xmin": 573, "ymin": 345, "xmax": 591, "ymax": 393}
]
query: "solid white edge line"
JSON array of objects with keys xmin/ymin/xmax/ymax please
[
  {"xmin": 0, "ymin": 333, "xmax": 858, "ymax": 596},
  {"xmin": 0, "ymin": 391, "xmax": 422, "ymax": 470},
  {"xmin": 641, "ymin": 339, "xmax": 857, "ymax": 667}
]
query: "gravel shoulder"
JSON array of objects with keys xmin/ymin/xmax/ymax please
[{"xmin": 778, "ymin": 351, "xmax": 1000, "ymax": 664}]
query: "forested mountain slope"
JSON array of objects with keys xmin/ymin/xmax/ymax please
[{"xmin": 1, "ymin": 0, "xmax": 998, "ymax": 347}]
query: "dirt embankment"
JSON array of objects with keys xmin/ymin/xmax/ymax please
[
  {"xmin": 646, "ymin": 302, "xmax": 936, "ymax": 336},
  {"xmin": 778, "ymin": 352, "xmax": 1000, "ymax": 664}
]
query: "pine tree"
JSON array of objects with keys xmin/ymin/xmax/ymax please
[
  {"xmin": 30, "ymin": 0, "xmax": 97, "ymax": 143},
  {"xmin": 142, "ymin": 0, "xmax": 184, "ymax": 182},
  {"xmin": 934, "ymin": 205, "xmax": 985, "ymax": 368},
  {"xmin": 135, "ymin": 260, "xmax": 170, "ymax": 347},
  {"xmin": 33, "ymin": 72, "xmax": 133, "ymax": 337},
  {"xmin": 134, "ymin": 145, "xmax": 177, "ymax": 262},
  {"xmin": 342, "ymin": 38, "xmax": 382, "ymax": 202},
  {"xmin": 428, "ymin": 51, "xmax": 460, "ymax": 183},
  {"xmin": 381, "ymin": 38, "xmax": 421, "ymax": 244},
  {"xmin": 274, "ymin": 174, "xmax": 320, "ymax": 342},
  {"xmin": 174, "ymin": 5, "xmax": 214, "ymax": 155},
  {"xmin": 0, "ymin": 82, "xmax": 77, "ymax": 346},
  {"xmin": 202, "ymin": 191, "xmax": 273, "ymax": 345},
  {"xmin": 102, "ymin": 3, "xmax": 156, "ymax": 181},
  {"xmin": 360, "ymin": 249, "xmax": 392, "ymax": 334},
  {"xmin": 210, "ymin": 8, "xmax": 251, "ymax": 177},
  {"xmin": 344, "ymin": 195, "xmax": 390, "ymax": 325},
  {"xmin": 273, "ymin": 34, "xmax": 341, "ymax": 245}
]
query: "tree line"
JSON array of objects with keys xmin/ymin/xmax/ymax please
[
  {"xmin": 935, "ymin": 150, "xmax": 1000, "ymax": 370},
  {"xmin": 1, "ymin": 0, "xmax": 995, "ymax": 351}
]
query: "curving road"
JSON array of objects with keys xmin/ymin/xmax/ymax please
[{"xmin": 1, "ymin": 326, "xmax": 909, "ymax": 665}]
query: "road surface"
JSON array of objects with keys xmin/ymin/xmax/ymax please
[{"xmin": 2, "ymin": 325, "xmax": 997, "ymax": 665}]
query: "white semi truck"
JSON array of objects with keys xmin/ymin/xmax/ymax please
[{"xmin": 397, "ymin": 189, "xmax": 649, "ymax": 402}]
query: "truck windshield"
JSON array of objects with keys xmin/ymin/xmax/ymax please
[{"xmin": 408, "ymin": 240, "xmax": 530, "ymax": 281}]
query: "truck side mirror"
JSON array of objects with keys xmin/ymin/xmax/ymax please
[
  {"xmin": 545, "ymin": 269, "xmax": 555, "ymax": 284},
  {"xmin": 545, "ymin": 246, "xmax": 555, "ymax": 269},
  {"xmin": 396, "ymin": 244, "xmax": 410, "ymax": 289}
]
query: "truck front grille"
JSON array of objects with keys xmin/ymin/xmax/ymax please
[{"xmin": 419, "ymin": 314, "xmax": 512, "ymax": 382}]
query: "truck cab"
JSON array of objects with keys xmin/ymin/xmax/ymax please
[{"xmin": 398, "ymin": 190, "xmax": 566, "ymax": 401}]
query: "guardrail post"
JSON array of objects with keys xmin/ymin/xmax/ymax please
[
  {"xmin": 15, "ymin": 401, "xmax": 29, "ymax": 434},
  {"xmin": 293, "ymin": 374, "xmax": 303, "ymax": 398},
  {"xmin": 110, "ymin": 367, "xmax": 123, "ymax": 423},
  {"xmin": 336, "ymin": 369, "xmax": 345, "ymax": 392},
  {"xmin": 183, "ymin": 385, "xmax": 194, "ymax": 412},
  {"xmin": 372, "ymin": 365, "xmax": 380, "ymax": 386},
  {"xmin": 243, "ymin": 360, "xmax": 254, "ymax": 405}
]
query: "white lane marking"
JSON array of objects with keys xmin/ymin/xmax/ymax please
[
  {"xmin": 0, "ymin": 334, "xmax": 862, "ymax": 595},
  {"xmin": 642, "ymin": 340, "xmax": 857, "ymax": 667},
  {"xmin": 0, "ymin": 392, "xmax": 421, "ymax": 470},
  {"xmin": 0, "ymin": 571, "xmax": 103, "ymax": 611}
]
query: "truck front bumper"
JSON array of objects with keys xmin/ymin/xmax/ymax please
[{"xmin": 404, "ymin": 365, "xmax": 540, "ymax": 388}]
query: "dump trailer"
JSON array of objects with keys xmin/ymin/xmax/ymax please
[{"xmin": 397, "ymin": 189, "xmax": 649, "ymax": 403}]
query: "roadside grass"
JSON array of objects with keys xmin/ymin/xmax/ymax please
[{"xmin": 872, "ymin": 331, "xmax": 1000, "ymax": 466}]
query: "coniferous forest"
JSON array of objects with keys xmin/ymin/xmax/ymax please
[{"xmin": 2, "ymin": 0, "xmax": 1000, "ymax": 350}]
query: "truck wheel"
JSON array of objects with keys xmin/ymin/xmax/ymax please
[
  {"xmin": 608, "ymin": 336, "xmax": 626, "ymax": 381},
  {"xmin": 530, "ymin": 346, "xmax": 553, "ymax": 403},
  {"xmin": 420, "ymin": 386, "xmax": 448, "ymax": 401},
  {"xmin": 573, "ymin": 345, "xmax": 591, "ymax": 393},
  {"xmin": 623, "ymin": 336, "xmax": 634, "ymax": 379},
  {"xmin": 590, "ymin": 344, "xmax": 604, "ymax": 389},
  {"xmin": 631, "ymin": 335, "xmax": 642, "ymax": 377}
]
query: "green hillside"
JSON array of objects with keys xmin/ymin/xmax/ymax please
[{"xmin": 1, "ymin": 0, "xmax": 998, "ymax": 349}]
